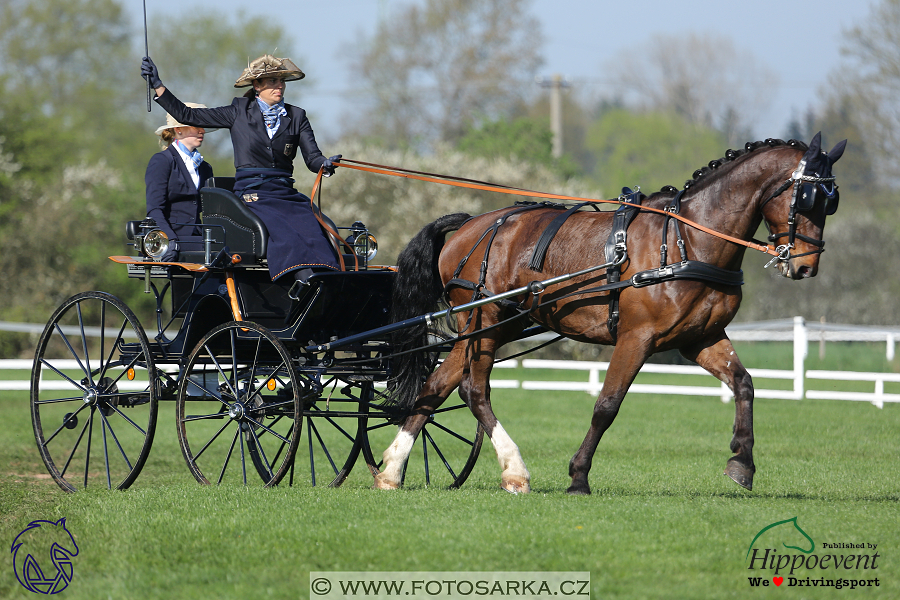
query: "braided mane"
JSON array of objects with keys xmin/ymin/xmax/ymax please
[{"xmin": 654, "ymin": 138, "xmax": 810, "ymax": 196}]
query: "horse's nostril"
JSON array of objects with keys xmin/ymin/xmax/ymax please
[{"xmin": 797, "ymin": 265, "xmax": 812, "ymax": 279}]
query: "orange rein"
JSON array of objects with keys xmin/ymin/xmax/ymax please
[{"xmin": 313, "ymin": 158, "xmax": 782, "ymax": 258}]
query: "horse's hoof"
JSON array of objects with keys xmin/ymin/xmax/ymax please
[
  {"xmin": 372, "ymin": 474, "xmax": 400, "ymax": 490},
  {"xmin": 501, "ymin": 476, "xmax": 530, "ymax": 495},
  {"xmin": 724, "ymin": 459, "xmax": 754, "ymax": 491},
  {"xmin": 566, "ymin": 483, "xmax": 591, "ymax": 496}
]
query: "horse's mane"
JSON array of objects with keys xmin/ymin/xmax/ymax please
[{"xmin": 649, "ymin": 138, "xmax": 810, "ymax": 199}]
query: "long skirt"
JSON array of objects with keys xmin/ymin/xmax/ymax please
[{"xmin": 235, "ymin": 171, "xmax": 340, "ymax": 280}]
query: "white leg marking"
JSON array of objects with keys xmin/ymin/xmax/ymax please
[
  {"xmin": 376, "ymin": 430, "xmax": 415, "ymax": 488},
  {"xmin": 490, "ymin": 422, "xmax": 530, "ymax": 485}
]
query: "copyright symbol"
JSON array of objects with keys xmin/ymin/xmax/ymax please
[{"xmin": 311, "ymin": 577, "xmax": 332, "ymax": 595}]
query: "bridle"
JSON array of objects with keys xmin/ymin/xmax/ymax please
[{"xmin": 760, "ymin": 157, "xmax": 839, "ymax": 268}]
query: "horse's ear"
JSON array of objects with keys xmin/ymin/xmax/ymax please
[
  {"xmin": 806, "ymin": 131, "xmax": 822, "ymax": 157},
  {"xmin": 828, "ymin": 139, "xmax": 847, "ymax": 163}
]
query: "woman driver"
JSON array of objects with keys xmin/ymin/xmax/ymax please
[{"xmin": 141, "ymin": 54, "xmax": 342, "ymax": 282}]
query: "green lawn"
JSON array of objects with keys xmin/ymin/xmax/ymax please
[{"xmin": 2, "ymin": 369, "xmax": 898, "ymax": 600}]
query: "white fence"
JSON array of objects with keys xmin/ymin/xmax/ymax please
[{"xmin": 4, "ymin": 317, "xmax": 900, "ymax": 408}]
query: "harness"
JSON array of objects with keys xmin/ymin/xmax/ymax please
[{"xmin": 444, "ymin": 187, "xmax": 744, "ymax": 342}]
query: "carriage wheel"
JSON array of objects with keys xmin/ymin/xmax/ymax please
[
  {"xmin": 176, "ymin": 321, "xmax": 301, "ymax": 487},
  {"xmin": 362, "ymin": 329, "xmax": 484, "ymax": 489},
  {"xmin": 285, "ymin": 378, "xmax": 370, "ymax": 488},
  {"xmin": 30, "ymin": 292, "xmax": 158, "ymax": 492}
]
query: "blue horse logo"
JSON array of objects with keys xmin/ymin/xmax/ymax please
[{"xmin": 11, "ymin": 518, "xmax": 79, "ymax": 594}]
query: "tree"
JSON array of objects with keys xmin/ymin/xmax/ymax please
[
  {"xmin": 828, "ymin": 0, "xmax": 900, "ymax": 187},
  {"xmin": 605, "ymin": 32, "xmax": 776, "ymax": 146},
  {"xmin": 346, "ymin": 0, "xmax": 544, "ymax": 148},
  {"xmin": 147, "ymin": 12, "xmax": 295, "ymax": 109},
  {"xmin": 456, "ymin": 116, "xmax": 580, "ymax": 178},
  {"xmin": 585, "ymin": 108, "xmax": 726, "ymax": 195}
]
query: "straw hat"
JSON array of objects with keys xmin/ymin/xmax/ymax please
[
  {"xmin": 154, "ymin": 103, "xmax": 212, "ymax": 136},
  {"xmin": 234, "ymin": 54, "xmax": 305, "ymax": 88}
]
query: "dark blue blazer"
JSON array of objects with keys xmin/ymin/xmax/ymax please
[
  {"xmin": 144, "ymin": 144, "xmax": 213, "ymax": 240},
  {"xmin": 155, "ymin": 89, "xmax": 327, "ymax": 175}
]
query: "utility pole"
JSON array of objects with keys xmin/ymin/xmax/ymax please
[{"xmin": 536, "ymin": 74, "xmax": 570, "ymax": 158}]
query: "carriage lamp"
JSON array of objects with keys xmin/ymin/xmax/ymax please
[
  {"xmin": 346, "ymin": 221, "xmax": 378, "ymax": 261},
  {"xmin": 143, "ymin": 229, "xmax": 171, "ymax": 261}
]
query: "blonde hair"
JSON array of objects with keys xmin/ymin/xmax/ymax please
[{"xmin": 158, "ymin": 128, "xmax": 176, "ymax": 149}]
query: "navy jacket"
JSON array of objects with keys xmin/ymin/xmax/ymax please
[
  {"xmin": 155, "ymin": 89, "xmax": 328, "ymax": 175},
  {"xmin": 144, "ymin": 144, "xmax": 213, "ymax": 240}
]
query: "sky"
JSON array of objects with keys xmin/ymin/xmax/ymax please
[{"xmin": 132, "ymin": 0, "xmax": 877, "ymax": 147}]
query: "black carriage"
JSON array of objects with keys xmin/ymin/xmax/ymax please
[{"xmin": 29, "ymin": 179, "xmax": 483, "ymax": 492}]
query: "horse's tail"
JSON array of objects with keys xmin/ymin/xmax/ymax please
[{"xmin": 387, "ymin": 213, "xmax": 471, "ymax": 412}]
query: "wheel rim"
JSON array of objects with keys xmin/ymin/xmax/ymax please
[
  {"xmin": 177, "ymin": 321, "xmax": 300, "ymax": 486},
  {"xmin": 30, "ymin": 292, "xmax": 158, "ymax": 492}
]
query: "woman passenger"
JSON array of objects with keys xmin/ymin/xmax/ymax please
[{"xmin": 145, "ymin": 104, "xmax": 214, "ymax": 262}]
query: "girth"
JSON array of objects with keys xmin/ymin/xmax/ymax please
[{"xmin": 604, "ymin": 188, "xmax": 643, "ymax": 342}]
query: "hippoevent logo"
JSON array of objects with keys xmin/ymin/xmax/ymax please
[
  {"xmin": 745, "ymin": 517, "xmax": 880, "ymax": 590},
  {"xmin": 10, "ymin": 518, "xmax": 79, "ymax": 594}
]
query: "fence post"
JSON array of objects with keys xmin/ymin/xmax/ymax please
[
  {"xmin": 793, "ymin": 316, "xmax": 807, "ymax": 400},
  {"xmin": 887, "ymin": 333, "xmax": 895, "ymax": 362}
]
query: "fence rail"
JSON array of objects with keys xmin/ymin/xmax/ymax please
[{"xmin": 4, "ymin": 317, "xmax": 899, "ymax": 408}]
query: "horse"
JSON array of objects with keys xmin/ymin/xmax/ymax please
[{"xmin": 375, "ymin": 133, "xmax": 846, "ymax": 495}]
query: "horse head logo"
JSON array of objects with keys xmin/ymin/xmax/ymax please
[
  {"xmin": 10, "ymin": 518, "xmax": 79, "ymax": 594},
  {"xmin": 746, "ymin": 516, "xmax": 814, "ymax": 559}
]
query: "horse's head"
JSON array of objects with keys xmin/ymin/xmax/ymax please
[{"xmin": 761, "ymin": 132, "xmax": 846, "ymax": 279}]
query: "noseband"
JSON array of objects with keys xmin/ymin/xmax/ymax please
[{"xmin": 760, "ymin": 158, "xmax": 838, "ymax": 267}]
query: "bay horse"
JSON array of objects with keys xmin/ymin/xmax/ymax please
[{"xmin": 376, "ymin": 133, "xmax": 846, "ymax": 495}]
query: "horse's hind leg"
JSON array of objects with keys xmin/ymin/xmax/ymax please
[
  {"xmin": 373, "ymin": 345, "xmax": 464, "ymax": 490},
  {"xmin": 459, "ymin": 338, "xmax": 531, "ymax": 494},
  {"xmin": 680, "ymin": 333, "xmax": 755, "ymax": 490}
]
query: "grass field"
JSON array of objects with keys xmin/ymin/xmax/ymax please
[{"xmin": 2, "ymin": 343, "xmax": 898, "ymax": 599}]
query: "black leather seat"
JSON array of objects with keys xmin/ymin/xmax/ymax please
[{"xmin": 200, "ymin": 178, "xmax": 268, "ymax": 264}]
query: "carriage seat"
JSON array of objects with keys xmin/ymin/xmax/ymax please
[
  {"xmin": 200, "ymin": 177, "xmax": 268, "ymax": 264},
  {"xmin": 199, "ymin": 177, "xmax": 351, "ymax": 268}
]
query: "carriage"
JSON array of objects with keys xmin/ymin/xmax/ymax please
[
  {"xmin": 29, "ymin": 176, "xmax": 486, "ymax": 492},
  {"xmin": 30, "ymin": 133, "xmax": 847, "ymax": 495}
]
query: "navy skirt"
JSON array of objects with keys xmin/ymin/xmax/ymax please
[{"xmin": 235, "ymin": 169, "xmax": 340, "ymax": 280}]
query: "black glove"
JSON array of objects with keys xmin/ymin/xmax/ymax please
[
  {"xmin": 141, "ymin": 56, "xmax": 163, "ymax": 89},
  {"xmin": 322, "ymin": 154, "xmax": 342, "ymax": 177},
  {"xmin": 160, "ymin": 240, "xmax": 179, "ymax": 263}
]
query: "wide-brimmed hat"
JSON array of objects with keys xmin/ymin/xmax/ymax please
[
  {"xmin": 154, "ymin": 103, "xmax": 214, "ymax": 136},
  {"xmin": 234, "ymin": 54, "xmax": 305, "ymax": 88}
]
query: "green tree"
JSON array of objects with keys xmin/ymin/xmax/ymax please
[
  {"xmin": 456, "ymin": 116, "xmax": 580, "ymax": 178},
  {"xmin": 347, "ymin": 0, "xmax": 544, "ymax": 148},
  {"xmin": 586, "ymin": 108, "xmax": 726, "ymax": 195}
]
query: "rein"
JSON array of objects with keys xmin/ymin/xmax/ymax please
[{"xmin": 326, "ymin": 159, "xmax": 783, "ymax": 258}]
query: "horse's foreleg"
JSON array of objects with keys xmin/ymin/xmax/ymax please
[
  {"xmin": 568, "ymin": 336, "xmax": 650, "ymax": 495},
  {"xmin": 680, "ymin": 333, "xmax": 755, "ymax": 490},
  {"xmin": 373, "ymin": 347, "xmax": 464, "ymax": 490}
]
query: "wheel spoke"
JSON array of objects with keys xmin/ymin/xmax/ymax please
[
  {"xmin": 247, "ymin": 427, "xmax": 274, "ymax": 480},
  {"xmin": 104, "ymin": 401, "xmax": 149, "ymax": 436},
  {"xmin": 98, "ymin": 409, "xmax": 133, "ymax": 471},
  {"xmin": 38, "ymin": 358, "xmax": 87, "ymax": 393},
  {"xmin": 426, "ymin": 419, "xmax": 475, "ymax": 446},
  {"xmin": 422, "ymin": 427, "xmax": 458, "ymax": 480},
  {"xmin": 217, "ymin": 426, "xmax": 241, "ymax": 485},
  {"xmin": 52, "ymin": 323, "xmax": 91, "ymax": 382},
  {"xmin": 59, "ymin": 411, "xmax": 92, "ymax": 477},
  {"xmin": 84, "ymin": 408, "xmax": 94, "ymax": 488},
  {"xmin": 101, "ymin": 410, "xmax": 111, "ymax": 489},
  {"xmin": 192, "ymin": 418, "xmax": 234, "ymax": 462},
  {"xmin": 309, "ymin": 418, "xmax": 339, "ymax": 476}
]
